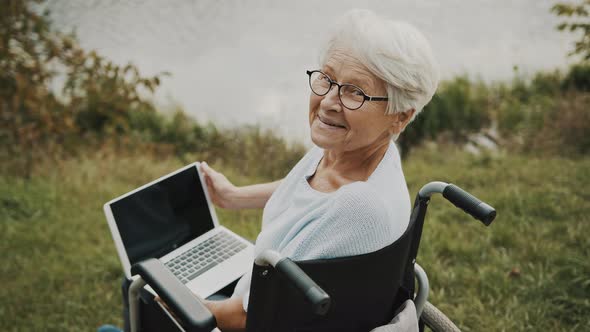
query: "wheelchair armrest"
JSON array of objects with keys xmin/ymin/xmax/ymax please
[
  {"xmin": 131, "ymin": 258, "xmax": 217, "ymax": 332},
  {"xmin": 276, "ymin": 258, "xmax": 331, "ymax": 315},
  {"xmin": 255, "ymin": 250, "xmax": 331, "ymax": 316}
]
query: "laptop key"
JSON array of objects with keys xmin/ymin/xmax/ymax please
[{"xmin": 186, "ymin": 261, "xmax": 218, "ymax": 281}]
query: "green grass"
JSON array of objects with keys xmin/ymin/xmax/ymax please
[{"xmin": 1, "ymin": 146, "xmax": 589, "ymax": 331}]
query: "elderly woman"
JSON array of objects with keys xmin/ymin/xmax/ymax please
[{"xmin": 199, "ymin": 9, "xmax": 439, "ymax": 331}]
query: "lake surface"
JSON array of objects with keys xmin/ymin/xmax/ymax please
[{"xmin": 46, "ymin": 0, "xmax": 576, "ymax": 142}]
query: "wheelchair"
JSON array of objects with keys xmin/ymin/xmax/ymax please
[{"xmin": 123, "ymin": 181, "xmax": 496, "ymax": 332}]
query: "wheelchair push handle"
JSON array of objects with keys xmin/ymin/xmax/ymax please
[
  {"xmin": 276, "ymin": 258, "xmax": 332, "ymax": 316},
  {"xmin": 442, "ymin": 183, "xmax": 496, "ymax": 226}
]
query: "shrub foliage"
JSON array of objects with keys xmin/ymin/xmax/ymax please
[
  {"xmin": 1, "ymin": 0, "xmax": 589, "ymax": 179},
  {"xmin": 1, "ymin": 0, "xmax": 163, "ymax": 176}
]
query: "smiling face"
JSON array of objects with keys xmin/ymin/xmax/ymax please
[{"xmin": 309, "ymin": 51, "xmax": 401, "ymax": 153}]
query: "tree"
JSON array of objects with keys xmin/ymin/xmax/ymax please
[
  {"xmin": 0, "ymin": 0, "xmax": 164, "ymax": 177},
  {"xmin": 551, "ymin": 0, "xmax": 590, "ymax": 61}
]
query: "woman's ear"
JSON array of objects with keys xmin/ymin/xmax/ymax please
[{"xmin": 390, "ymin": 109, "xmax": 416, "ymax": 134}]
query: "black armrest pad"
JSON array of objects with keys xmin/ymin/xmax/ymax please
[
  {"xmin": 275, "ymin": 258, "xmax": 331, "ymax": 316},
  {"xmin": 131, "ymin": 258, "xmax": 216, "ymax": 332}
]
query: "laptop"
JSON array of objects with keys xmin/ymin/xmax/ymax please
[{"xmin": 103, "ymin": 162, "xmax": 254, "ymax": 299}]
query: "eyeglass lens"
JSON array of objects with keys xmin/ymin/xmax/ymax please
[{"xmin": 309, "ymin": 71, "xmax": 365, "ymax": 109}]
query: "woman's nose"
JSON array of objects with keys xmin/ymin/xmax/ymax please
[{"xmin": 320, "ymin": 85, "xmax": 343, "ymax": 112}]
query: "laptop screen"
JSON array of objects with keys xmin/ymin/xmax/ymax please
[{"xmin": 109, "ymin": 166, "xmax": 215, "ymax": 265}]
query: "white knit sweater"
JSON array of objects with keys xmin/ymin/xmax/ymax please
[{"xmin": 232, "ymin": 143, "xmax": 411, "ymax": 310}]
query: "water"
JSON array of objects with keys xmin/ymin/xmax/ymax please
[{"xmin": 46, "ymin": 0, "xmax": 576, "ymax": 143}]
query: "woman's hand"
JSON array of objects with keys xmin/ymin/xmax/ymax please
[
  {"xmin": 155, "ymin": 296, "xmax": 247, "ymax": 332},
  {"xmin": 203, "ymin": 298, "xmax": 247, "ymax": 332},
  {"xmin": 200, "ymin": 162, "xmax": 240, "ymax": 209}
]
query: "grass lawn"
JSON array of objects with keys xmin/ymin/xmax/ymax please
[{"xmin": 1, "ymin": 146, "xmax": 589, "ymax": 331}]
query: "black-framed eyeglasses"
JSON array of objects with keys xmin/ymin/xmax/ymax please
[{"xmin": 306, "ymin": 70, "xmax": 388, "ymax": 110}]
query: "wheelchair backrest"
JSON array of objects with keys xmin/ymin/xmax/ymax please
[{"xmin": 245, "ymin": 215, "xmax": 420, "ymax": 332}]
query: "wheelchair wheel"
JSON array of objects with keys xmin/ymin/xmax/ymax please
[{"xmin": 421, "ymin": 301, "xmax": 461, "ymax": 332}]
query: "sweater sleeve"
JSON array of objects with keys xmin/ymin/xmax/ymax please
[{"xmin": 282, "ymin": 183, "xmax": 399, "ymax": 260}]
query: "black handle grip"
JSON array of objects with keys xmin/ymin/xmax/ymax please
[
  {"xmin": 275, "ymin": 258, "xmax": 331, "ymax": 316},
  {"xmin": 131, "ymin": 258, "xmax": 216, "ymax": 332},
  {"xmin": 442, "ymin": 184, "xmax": 496, "ymax": 226}
]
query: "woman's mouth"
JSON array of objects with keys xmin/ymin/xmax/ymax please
[{"xmin": 317, "ymin": 115, "xmax": 346, "ymax": 129}]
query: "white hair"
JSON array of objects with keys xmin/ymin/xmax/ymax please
[{"xmin": 319, "ymin": 9, "xmax": 440, "ymax": 125}]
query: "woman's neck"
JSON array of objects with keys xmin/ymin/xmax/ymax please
[{"xmin": 320, "ymin": 139, "xmax": 391, "ymax": 182}]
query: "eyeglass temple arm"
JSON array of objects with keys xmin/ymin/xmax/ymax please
[{"xmin": 366, "ymin": 96, "xmax": 388, "ymax": 101}]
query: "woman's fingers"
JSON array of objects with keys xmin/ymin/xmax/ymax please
[
  {"xmin": 201, "ymin": 162, "xmax": 216, "ymax": 189},
  {"xmin": 200, "ymin": 161, "xmax": 211, "ymax": 178},
  {"xmin": 199, "ymin": 161, "xmax": 237, "ymax": 209},
  {"xmin": 201, "ymin": 161, "xmax": 218, "ymax": 176},
  {"xmin": 201, "ymin": 161, "xmax": 224, "ymax": 207},
  {"xmin": 154, "ymin": 296, "xmax": 180, "ymax": 321},
  {"xmin": 201, "ymin": 162, "xmax": 221, "ymax": 184},
  {"xmin": 201, "ymin": 162, "xmax": 228, "ymax": 188}
]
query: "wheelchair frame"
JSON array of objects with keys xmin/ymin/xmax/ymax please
[{"xmin": 127, "ymin": 181, "xmax": 495, "ymax": 332}]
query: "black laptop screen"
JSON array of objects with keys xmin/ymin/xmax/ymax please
[{"xmin": 110, "ymin": 166, "xmax": 215, "ymax": 265}]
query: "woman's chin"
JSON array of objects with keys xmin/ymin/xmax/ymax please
[{"xmin": 310, "ymin": 128, "xmax": 343, "ymax": 149}]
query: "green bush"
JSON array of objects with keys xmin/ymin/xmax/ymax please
[
  {"xmin": 531, "ymin": 70, "xmax": 563, "ymax": 96},
  {"xmin": 126, "ymin": 108, "xmax": 306, "ymax": 180},
  {"xmin": 493, "ymin": 68, "xmax": 589, "ymax": 156},
  {"xmin": 562, "ymin": 63, "xmax": 590, "ymax": 91},
  {"xmin": 400, "ymin": 77, "xmax": 492, "ymax": 155},
  {"xmin": 527, "ymin": 92, "xmax": 590, "ymax": 156},
  {"xmin": 0, "ymin": 0, "xmax": 164, "ymax": 177}
]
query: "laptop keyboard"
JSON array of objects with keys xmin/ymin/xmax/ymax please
[{"xmin": 165, "ymin": 231, "xmax": 248, "ymax": 284}]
